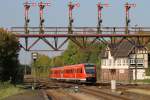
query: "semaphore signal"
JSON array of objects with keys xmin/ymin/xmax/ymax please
[
  {"xmin": 68, "ymin": 1, "xmax": 80, "ymax": 34},
  {"xmin": 38, "ymin": 1, "xmax": 50, "ymax": 34},
  {"xmin": 97, "ymin": 2, "xmax": 110, "ymax": 34},
  {"xmin": 23, "ymin": 0, "xmax": 51, "ymax": 50},
  {"xmin": 125, "ymin": 2, "xmax": 136, "ymax": 34}
]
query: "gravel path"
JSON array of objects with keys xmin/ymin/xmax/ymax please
[{"xmin": 4, "ymin": 90, "xmax": 45, "ymax": 100}]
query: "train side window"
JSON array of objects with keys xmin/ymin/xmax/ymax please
[
  {"xmin": 72, "ymin": 69, "xmax": 75, "ymax": 73},
  {"xmin": 64, "ymin": 70, "xmax": 66, "ymax": 73},
  {"xmin": 61, "ymin": 70, "xmax": 63, "ymax": 74},
  {"xmin": 67, "ymin": 69, "xmax": 70, "ymax": 73},
  {"xmin": 67, "ymin": 70, "xmax": 69, "ymax": 73},
  {"xmin": 66, "ymin": 70, "xmax": 68, "ymax": 73},
  {"xmin": 77, "ymin": 68, "xmax": 81, "ymax": 73},
  {"xmin": 70, "ymin": 69, "xmax": 72, "ymax": 73},
  {"xmin": 74, "ymin": 69, "xmax": 76, "ymax": 73},
  {"xmin": 80, "ymin": 68, "xmax": 82, "ymax": 73}
]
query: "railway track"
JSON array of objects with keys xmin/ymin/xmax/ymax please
[
  {"xmin": 80, "ymin": 87, "xmax": 131, "ymax": 100},
  {"xmin": 24, "ymin": 77, "xmax": 150, "ymax": 100},
  {"xmin": 37, "ymin": 80, "xmax": 131, "ymax": 100},
  {"xmin": 46, "ymin": 89, "xmax": 81, "ymax": 100}
]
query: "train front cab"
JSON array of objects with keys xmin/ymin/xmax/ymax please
[{"xmin": 84, "ymin": 64, "xmax": 97, "ymax": 83}]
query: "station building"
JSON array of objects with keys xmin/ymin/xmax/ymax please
[{"xmin": 100, "ymin": 40, "xmax": 149, "ymax": 82}]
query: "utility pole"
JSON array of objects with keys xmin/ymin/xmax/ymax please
[{"xmin": 68, "ymin": 1, "xmax": 79, "ymax": 34}]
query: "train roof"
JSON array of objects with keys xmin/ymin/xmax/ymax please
[{"xmin": 50, "ymin": 63, "xmax": 95, "ymax": 69}]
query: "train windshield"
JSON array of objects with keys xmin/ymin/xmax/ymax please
[{"xmin": 85, "ymin": 64, "xmax": 95, "ymax": 74}]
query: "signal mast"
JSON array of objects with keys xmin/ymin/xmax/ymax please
[
  {"xmin": 97, "ymin": 2, "xmax": 109, "ymax": 34},
  {"xmin": 23, "ymin": 0, "xmax": 50, "ymax": 50},
  {"xmin": 38, "ymin": 1, "xmax": 50, "ymax": 34},
  {"xmin": 125, "ymin": 2, "xmax": 136, "ymax": 34},
  {"xmin": 24, "ymin": 1, "xmax": 36, "ymax": 50},
  {"xmin": 68, "ymin": 1, "xmax": 80, "ymax": 34}
]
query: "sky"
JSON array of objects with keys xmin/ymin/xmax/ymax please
[{"xmin": 0, "ymin": 0, "xmax": 150, "ymax": 64}]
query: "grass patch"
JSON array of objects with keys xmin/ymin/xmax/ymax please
[
  {"xmin": 0, "ymin": 82, "xmax": 25, "ymax": 100},
  {"xmin": 134, "ymin": 79, "xmax": 150, "ymax": 83}
]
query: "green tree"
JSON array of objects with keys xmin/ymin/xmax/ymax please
[
  {"xmin": 0, "ymin": 28, "xmax": 20, "ymax": 82},
  {"xmin": 32, "ymin": 54, "xmax": 51, "ymax": 78},
  {"xmin": 51, "ymin": 56, "xmax": 64, "ymax": 67}
]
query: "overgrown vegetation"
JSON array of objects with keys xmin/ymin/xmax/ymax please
[
  {"xmin": 51, "ymin": 41, "xmax": 103, "ymax": 66},
  {"xmin": 32, "ymin": 54, "xmax": 52, "ymax": 78},
  {"xmin": 0, "ymin": 82, "xmax": 25, "ymax": 99},
  {"xmin": 0, "ymin": 28, "xmax": 20, "ymax": 83},
  {"xmin": 145, "ymin": 68, "xmax": 150, "ymax": 76}
]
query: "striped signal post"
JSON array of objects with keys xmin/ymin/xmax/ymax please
[{"xmin": 31, "ymin": 52, "xmax": 38, "ymax": 90}]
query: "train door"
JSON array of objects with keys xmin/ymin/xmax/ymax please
[
  {"xmin": 74, "ymin": 68, "xmax": 77, "ymax": 80},
  {"xmin": 61, "ymin": 68, "xmax": 63, "ymax": 79}
]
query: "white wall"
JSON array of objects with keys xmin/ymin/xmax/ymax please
[
  {"xmin": 132, "ymin": 69, "xmax": 145, "ymax": 80},
  {"xmin": 101, "ymin": 49, "xmax": 129, "ymax": 69}
]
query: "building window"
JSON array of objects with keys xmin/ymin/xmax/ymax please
[
  {"xmin": 109, "ymin": 59, "xmax": 111, "ymax": 66},
  {"xmin": 106, "ymin": 59, "xmax": 108, "ymax": 66},
  {"xmin": 126, "ymin": 59, "xmax": 129, "ymax": 65},
  {"xmin": 117, "ymin": 59, "xmax": 121, "ymax": 66},
  {"xmin": 130, "ymin": 59, "xmax": 135, "ymax": 64},
  {"xmin": 137, "ymin": 59, "xmax": 144, "ymax": 65},
  {"xmin": 113, "ymin": 60, "xmax": 115, "ymax": 66},
  {"xmin": 122, "ymin": 59, "xmax": 126, "ymax": 66},
  {"xmin": 103, "ymin": 59, "xmax": 106, "ymax": 66},
  {"xmin": 129, "ymin": 58, "xmax": 144, "ymax": 65}
]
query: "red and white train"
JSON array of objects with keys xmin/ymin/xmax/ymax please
[{"xmin": 49, "ymin": 63, "xmax": 96, "ymax": 83}]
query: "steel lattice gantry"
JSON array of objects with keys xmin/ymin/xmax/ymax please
[
  {"xmin": 12, "ymin": 27, "xmax": 150, "ymax": 51},
  {"xmin": 16, "ymin": 2, "xmax": 146, "ymax": 51}
]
